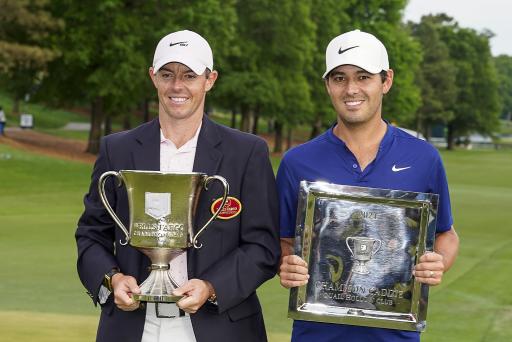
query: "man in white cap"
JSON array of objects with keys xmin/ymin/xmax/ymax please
[
  {"xmin": 277, "ymin": 30, "xmax": 459, "ymax": 341},
  {"xmin": 76, "ymin": 30, "xmax": 280, "ymax": 342}
]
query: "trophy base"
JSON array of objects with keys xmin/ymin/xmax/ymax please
[
  {"xmin": 132, "ymin": 293, "xmax": 183, "ymax": 303},
  {"xmin": 352, "ymin": 265, "xmax": 370, "ymax": 275},
  {"xmin": 134, "ymin": 267, "xmax": 184, "ymax": 303}
]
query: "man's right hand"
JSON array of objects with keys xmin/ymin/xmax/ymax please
[
  {"xmin": 279, "ymin": 255, "xmax": 310, "ymax": 289},
  {"xmin": 111, "ymin": 273, "xmax": 141, "ymax": 311}
]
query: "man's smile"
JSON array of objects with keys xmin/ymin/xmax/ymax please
[
  {"xmin": 169, "ymin": 96, "xmax": 189, "ymax": 104},
  {"xmin": 344, "ymin": 99, "xmax": 364, "ymax": 108}
]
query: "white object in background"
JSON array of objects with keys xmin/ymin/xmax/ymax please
[{"xmin": 20, "ymin": 114, "xmax": 33, "ymax": 129}]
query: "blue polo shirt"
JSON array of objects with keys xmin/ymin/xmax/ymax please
[{"xmin": 277, "ymin": 124, "xmax": 453, "ymax": 342}]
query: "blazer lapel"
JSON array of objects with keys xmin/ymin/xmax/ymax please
[
  {"xmin": 132, "ymin": 118, "xmax": 161, "ymax": 171},
  {"xmin": 193, "ymin": 115, "xmax": 223, "ymax": 175},
  {"xmin": 189, "ymin": 116, "xmax": 223, "ymax": 277}
]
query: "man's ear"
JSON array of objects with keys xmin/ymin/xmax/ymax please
[
  {"xmin": 149, "ymin": 67, "xmax": 158, "ymax": 89},
  {"xmin": 383, "ymin": 69, "xmax": 394, "ymax": 94},
  {"xmin": 325, "ymin": 78, "xmax": 332, "ymax": 96},
  {"xmin": 205, "ymin": 70, "xmax": 218, "ymax": 92}
]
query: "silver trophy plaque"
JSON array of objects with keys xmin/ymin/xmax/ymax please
[{"xmin": 288, "ymin": 181, "xmax": 438, "ymax": 332}]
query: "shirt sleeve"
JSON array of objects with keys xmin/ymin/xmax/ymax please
[
  {"xmin": 276, "ymin": 157, "xmax": 300, "ymax": 238},
  {"xmin": 429, "ymin": 153, "xmax": 454, "ymax": 233}
]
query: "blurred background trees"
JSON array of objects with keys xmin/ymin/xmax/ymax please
[{"xmin": 0, "ymin": 0, "xmax": 506, "ymax": 152}]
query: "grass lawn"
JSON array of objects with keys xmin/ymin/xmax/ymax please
[
  {"xmin": 0, "ymin": 92, "xmax": 88, "ymax": 129},
  {"xmin": 0, "ymin": 144, "xmax": 511, "ymax": 341}
]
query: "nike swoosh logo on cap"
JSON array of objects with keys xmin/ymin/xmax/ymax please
[
  {"xmin": 169, "ymin": 41, "xmax": 188, "ymax": 47},
  {"xmin": 392, "ymin": 165, "xmax": 411, "ymax": 172},
  {"xmin": 338, "ymin": 46, "xmax": 359, "ymax": 54}
]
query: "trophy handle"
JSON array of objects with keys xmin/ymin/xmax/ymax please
[
  {"xmin": 98, "ymin": 171, "xmax": 130, "ymax": 246},
  {"xmin": 192, "ymin": 175, "xmax": 229, "ymax": 249},
  {"xmin": 345, "ymin": 237, "xmax": 355, "ymax": 256},
  {"xmin": 372, "ymin": 239, "xmax": 382, "ymax": 255}
]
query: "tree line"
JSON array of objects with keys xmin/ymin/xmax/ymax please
[{"xmin": 1, "ymin": 0, "xmax": 511, "ymax": 152}]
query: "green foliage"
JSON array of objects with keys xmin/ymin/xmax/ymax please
[
  {"xmin": 409, "ymin": 14, "xmax": 457, "ymax": 137},
  {"xmin": 0, "ymin": 0, "xmax": 63, "ymax": 112},
  {"xmin": 39, "ymin": 0, "xmax": 147, "ymax": 115},
  {"xmin": 380, "ymin": 25, "xmax": 422, "ymax": 125},
  {"xmin": 1, "ymin": 0, "xmax": 509, "ymax": 143},
  {"xmin": 494, "ymin": 55, "xmax": 512, "ymax": 118},
  {"xmin": 0, "ymin": 0, "xmax": 62, "ymax": 74},
  {"xmin": 439, "ymin": 19, "xmax": 501, "ymax": 145},
  {"xmin": 215, "ymin": 0, "xmax": 316, "ymax": 128}
]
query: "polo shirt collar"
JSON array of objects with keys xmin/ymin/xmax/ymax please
[
  {"xmin": 160, "ymin": 122, "xmax": 202, "ymax": 152},
  {"xmin": 326, "ymin": 120, "xmax": 395, "ymax": 152}
]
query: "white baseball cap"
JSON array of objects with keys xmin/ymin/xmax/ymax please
[
  {"xmin": 323, "ymin": 29, "xmax": 389, "ymax": 78},
  {"xmin": 152, "ymin": 30, "xmax": 213, "ymax": 75}
]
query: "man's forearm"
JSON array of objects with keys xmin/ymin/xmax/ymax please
[
  {"xmin": 280, "ymin": 238, "xmax": 294, "ymax": 257},
  {"xmin": 434, "ymin": 226, "xmax": 459, "ymax": 272}
]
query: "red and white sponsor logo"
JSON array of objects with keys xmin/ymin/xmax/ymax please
[{"xmin": 210, "ymin": 196, "xmax": 242, "ymax": 220}]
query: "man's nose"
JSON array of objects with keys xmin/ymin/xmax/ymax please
[
  {"xmin": 346, "ymin": 79, "xmax": 359, "ymax": 95},
  {"xmin": 170, "ymin": 76, "xmax": 185, "ymax": 90}
]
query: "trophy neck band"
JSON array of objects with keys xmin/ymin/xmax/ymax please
[{"xmin": 150, "ymin": 264, "xmax": 170, "ymax": 271}]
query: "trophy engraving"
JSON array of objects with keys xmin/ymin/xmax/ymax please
[
  {"xmin": 98, "ymin": 170, "xmax": 229, "ymax": 303},
  {"xmin": 345, "ymin": 237, "xmax": 382, "ymax": 275}
]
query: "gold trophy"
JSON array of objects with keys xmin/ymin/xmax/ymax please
[{"xmin": 98, "ymin": 170, "xmax": 228, "ymax": 302}]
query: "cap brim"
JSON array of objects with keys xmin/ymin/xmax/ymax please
[
  {"xmin": 153, "ymin": 54, "xmax": 207, "ymax": 75},
  {"xmin": 322, "ymin": 63, "xmax": 384, "ymax": 78}
]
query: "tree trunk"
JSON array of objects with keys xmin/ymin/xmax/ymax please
[
  {"xmin": 252, "ymin": 111, "xmax": 260, "ymax": 135},
  {"xmin": 123, "ymin": 114, "xmax": 131, "ymax": 130},
  {"xmin": 86, "ymin": 96, "xmax": 104, "ymax": 154},
  {"xmin": 142, "ymin": 98, "xmax": 150, "ymax": 123},
  {"xmin": 446, "ymin": 123, "xmax": 455, "ymax": 151},
  {"xmin": 12, "ymin": 96, "xmax": 20, "ymax": 115},
  {"xmin": 104, "ymin": 114, "xmax": 112, "ymax": 136},
  {"xmin": 273, "ymin": 121, "xmax": 283, "ymax": 153},
  {"xmin": 425, "ymin": 124, "xmax": 432, "ymax": 141},
  {"xmin": 286, "ymin": 125, "xmax": 293, "ymax": 150},
  {"xmin": 267, "ymin": 118, "xmax": 274, "ymax": 134},
  {"xmin": 230, "ymin": 109, "xmax": 236, "ymax": 128},
  {"xmin": 310, "ymin": 115, "xmax": 323, "ymax": 140},
  {"xmin": 240, "ymin": 107, "xmax": 253, "ymax": 132},
  {"xmin": 416, "ymin": 111, "xmax": 423, "ymax": 139}
]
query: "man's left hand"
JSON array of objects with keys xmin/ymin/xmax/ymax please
[
  {"xmin": 174, "ymin": 279, "xmax": 212, "ymax": 314},
  {"xmin": 413, "ymin": 251, "xmax": 445, "ymax": 286}
]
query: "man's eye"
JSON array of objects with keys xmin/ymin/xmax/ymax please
[{"xmin": 184, "ymin": 74, "xmax": 197, "ymax": 79}]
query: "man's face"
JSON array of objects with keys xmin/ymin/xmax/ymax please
[
  {"xmin": 149, "ymin": 62, "xmax": 217, "ymax": 122},
  {"xmin": 325, "ymin": 65, "xmax": 393, "ymax": 126}
]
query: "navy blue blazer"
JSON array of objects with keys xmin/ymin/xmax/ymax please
[{"xmin": 76, "ymin": 116, "xmax": 280, "ymax": 342}]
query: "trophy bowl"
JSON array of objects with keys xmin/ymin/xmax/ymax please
[{"xmin": 98, "ymin": 170, "xmax": 228, "ymax": 303}]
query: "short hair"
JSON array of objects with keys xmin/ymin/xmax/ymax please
[{"xmin": 379, "ymin": 70, "xmax": 387, "ymax": 83}]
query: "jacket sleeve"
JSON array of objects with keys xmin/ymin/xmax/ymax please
[
  {"xmin": 75, "ymin": 137, "xmax": 119, "ymax": 305},
  {"xmin": 200, "ymin": 139, "xmax": 281, "ymax": 312}
]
